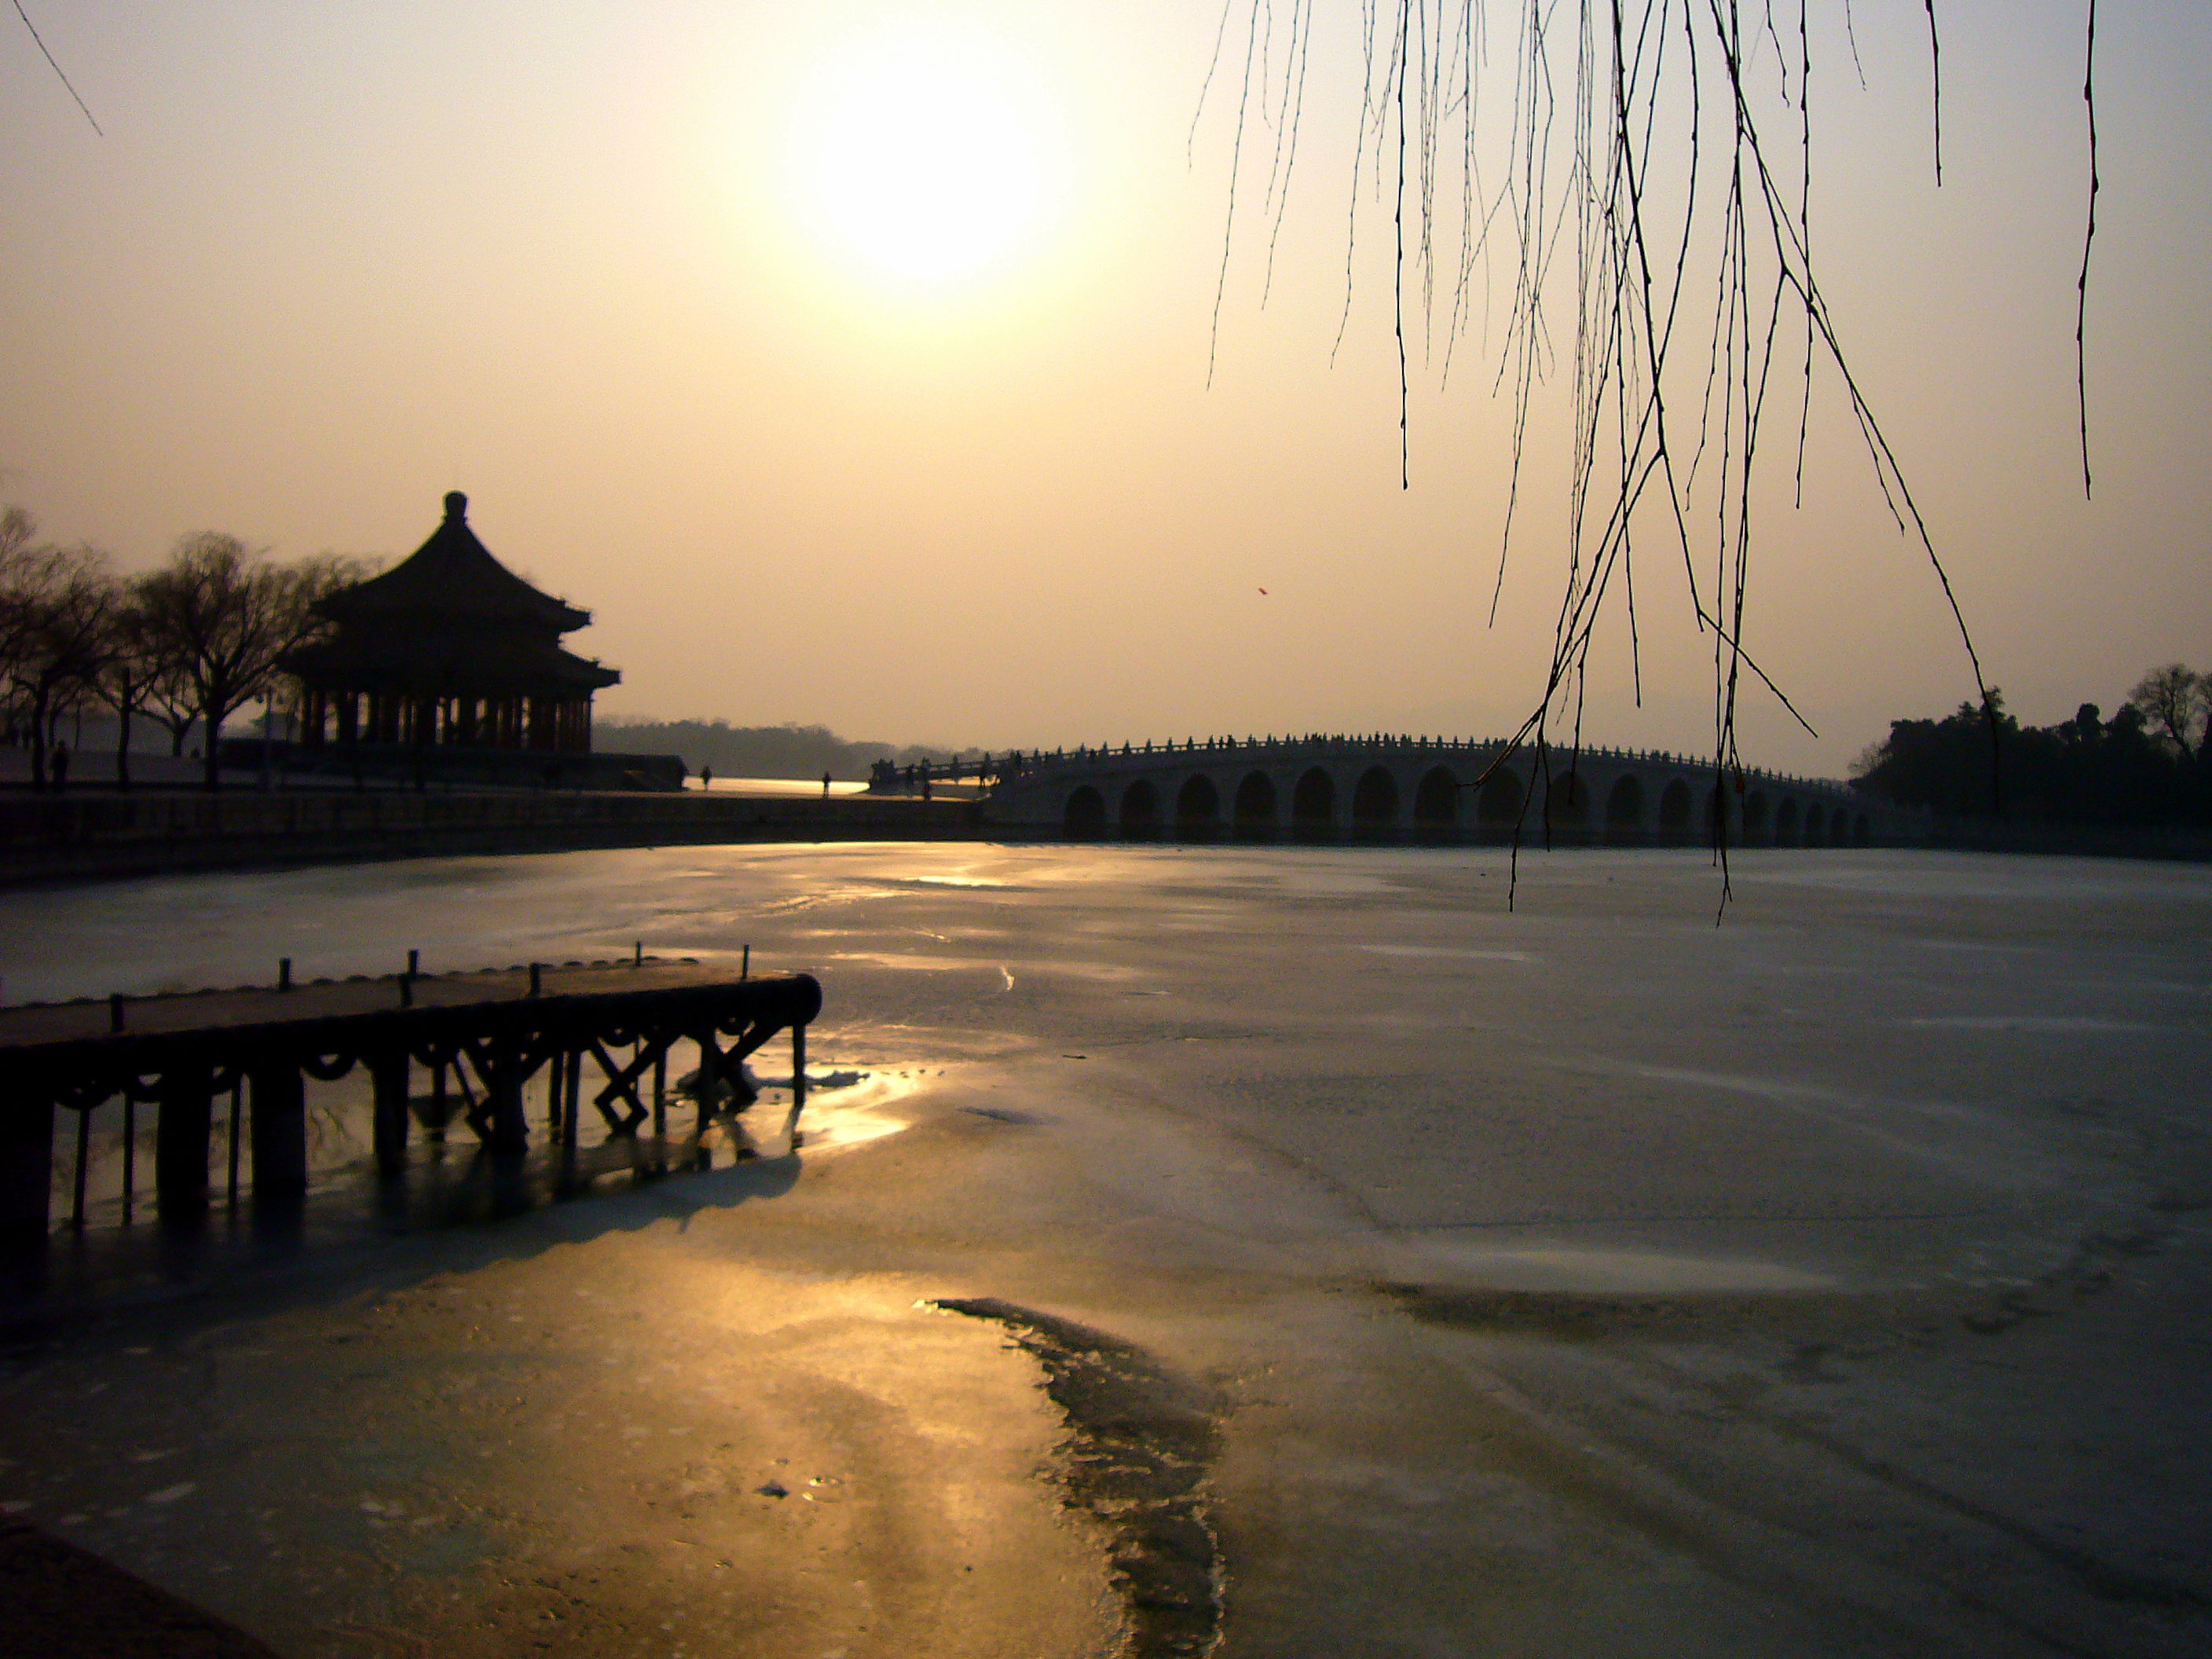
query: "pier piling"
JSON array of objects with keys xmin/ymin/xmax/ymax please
[
  {"xmin": 156, "ymin": 1064, "xmax": 214, "ymax": 1225},
  {"xmin": 250, "ymin": 1060, "xmax": 309, "ymax": 1200},
  {"xmin": 0, "ymin": 1095, "xmax": 53, "ymax": 1237},
  {"xmin": 371, "ymin": 1052, "xmax": 411, "ymax": 1177}
]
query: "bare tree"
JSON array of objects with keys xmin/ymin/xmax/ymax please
[
  {"xmin": 0, "ymin": 529, "xmax": 119, "ymax": 789},
  {"xmin": 0, "ymin": 507, "xmax": 43, "ymax": 745},
  {"xmin": 140, "ymin": 643, "xmax": 201, "ymax": 758},
  {"xmin": 138, "ymin": 534, "xmax": 364, "ymax": 790},
  {"xmin": 90, "ymin": 584, "xmax": 162, "ymax": 789},
  {"xmin": 2126, "ymin": 664, "xmax": 2208, "ymax": 759}
]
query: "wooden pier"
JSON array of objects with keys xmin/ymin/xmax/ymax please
[{"xmin": 0, "ymin": 960, "xmax": 820, "ymax": 1239}]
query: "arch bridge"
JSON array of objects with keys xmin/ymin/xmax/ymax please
[{"xmin": 983, "ymin": 735, "xmax": 1893, "ymax": 847}]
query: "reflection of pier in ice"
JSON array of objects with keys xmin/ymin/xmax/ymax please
[{"xmin": 0, "ymin": 960, "xmax": 820, "ymax": 1242}]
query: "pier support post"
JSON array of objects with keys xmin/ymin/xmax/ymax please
[
  {"xmin": 0, "ymin": 1096, "xmax": 55, "ymax": 1239},
  {"xmin": 792, "ymin": 1022, "xmax": 807, "ymax": 1116},
  {"xmin": 156, "ymin": 1064, "xmax": 214, "ymax": 1225},
  {"xmin": 562, "ymin": 1048, "xmax": 582, "ymax": 1151},
  {"xmin": 424, "ymin": 1061, "xmax": 449, "ymax": 1142},
  {"xmin": 250, "ymin": 1060, "xmax": 308, "ymax": 1203},
  {"xmin": 695, "ymin": 1031, "xmax": 720, "ymax": 1136},
  {"xmin": 370, "ymin": 1051, "xmax": 410, "ymax": 1177},
  {"xmin": 486, "ymin": 1047, "xmax": 529, "ymax": 1155}
]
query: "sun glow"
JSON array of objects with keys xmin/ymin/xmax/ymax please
[{"xmin": 791, "ymin": 31, "xmax": 1057, "ymax": 284}]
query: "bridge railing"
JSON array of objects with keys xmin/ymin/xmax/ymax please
[{"xmin": 867, "ymin": 735, "xmax": 1862, "ymax": 800}]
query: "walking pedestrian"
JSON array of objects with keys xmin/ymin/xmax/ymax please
[
  {"xmin": 50, "ymin": 740, "xmax": 70, "ymax": 792},
  {"xmin": 821, "ymin": 770, "xmax": 832, "ymax": 799}
]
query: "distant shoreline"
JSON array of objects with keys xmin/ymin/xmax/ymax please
[
  {"xmin": 2, "ymin": 785, "xmax": 2203, "ymax": 890},
  {"xmin": 0, "ymin": 789, "xmax": 986, "ymax": 889}
]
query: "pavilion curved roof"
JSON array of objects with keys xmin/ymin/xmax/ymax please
[
  {"xmin": 284, "ymin": 630, "xmax": 619, "ymax": 698},
  {"xmin": 319, "ymin": 493, "xmax": 591, "ymax": 634}
]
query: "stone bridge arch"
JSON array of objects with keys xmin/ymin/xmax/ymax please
[
  {"xmin": 1234, "ymin": 771, "xmax": 1277, "ymax": 834},
  {"xmin": 1605, "ymin": 775, "xmax": 1645, "ymax": 834},
  {"xmin": 1292, "ymin": 767, "xmax": 1335, "ymax": 833},
  {"xmin": 1352, "ymin": 765, "xmax": 1399, "ymax": 830},
  {"xmin": 1176, "ymin": 775, "xmax": 1221, "ymax": 837},
  {"xmin": 1743, "ymin": 789, "xmax": 1770, "ymax": 841},
  {"xmin": 1413, "ymin": 766, "xmax": 1458, "ymax": 826},
  {"xmin": 1540, "ymin": 772, "xmax": 1591, "ymax": 827},
  {"xmin": 1120, "ymin": 778, "xmax": 1160, "ymax": 837},
  {"xmin": 1477, "ymin": 768, "xmax": 1522, "ymax": 826}
]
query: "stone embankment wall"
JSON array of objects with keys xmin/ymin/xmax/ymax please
[{"xmin": 0, "ymin": 791, "xmax": 982, "ymax": 887}]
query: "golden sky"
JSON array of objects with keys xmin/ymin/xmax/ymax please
[{"xmin": 2, "ymin": 1, "xmax": 2205, "ymax": 772}]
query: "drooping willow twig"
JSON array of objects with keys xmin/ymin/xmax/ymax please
[
  {"xmin": 10, "ymin": 0, "xmax": 101, "ymax": 134},
  {"xmin": 1197, "ymin": 2, "xmax": 2098, "ymax": 901}
]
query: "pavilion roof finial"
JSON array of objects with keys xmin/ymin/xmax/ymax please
[{"xmin": 443, "ymin": 490, "xmax": 468, "ymax": 522}]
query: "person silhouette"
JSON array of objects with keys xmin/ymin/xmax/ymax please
[
  {"xmin": 700, "ymin": 764, "xmax": 712, "ymax": 791},
  {"xmin": 50, "ymin": 740, "xmax": 70, "ymax": 792},
  {"xmin": 821, "ymin": 770, "xmax": 832, "ymax": 799}
]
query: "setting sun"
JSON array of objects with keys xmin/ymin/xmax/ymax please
[{"xmin": 790, "ymin": 31, "xmax": 1056, "ymax": 284}]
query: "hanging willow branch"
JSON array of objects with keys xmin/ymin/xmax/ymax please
[
  {"xmin": 1200, "ymin": 2, "xmax": 2097, "ymax": 892},
  {"xmin": 11, "ymin": 0, "xmax": 101, "ymax": 134}
]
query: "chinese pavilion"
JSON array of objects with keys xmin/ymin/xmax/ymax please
[{"xmin": 287, "ymin": 493, "xmax": 620, "ymax": 756}]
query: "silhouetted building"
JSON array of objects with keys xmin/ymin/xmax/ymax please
[{"xmin": 287, "ymin": 493, "xmax": 619, "ymax": 756}]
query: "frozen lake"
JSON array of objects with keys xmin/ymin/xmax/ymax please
[{"xmin": 2, "ymin": 842, "xmax": 2209, "ymax": 1657}]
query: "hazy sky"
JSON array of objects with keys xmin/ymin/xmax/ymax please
[{"xmin": 2, "ymin": 2, "xmax": 2205, "ymax": 774}]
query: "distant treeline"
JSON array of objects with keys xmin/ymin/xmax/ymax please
[
  {"xmin": 1854, "ymin": 665, "xmax": 2211, "ymax": 825},
  {"xmin": 596, "ymin": 719, "xmax": 958, "ymax": 782}
]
